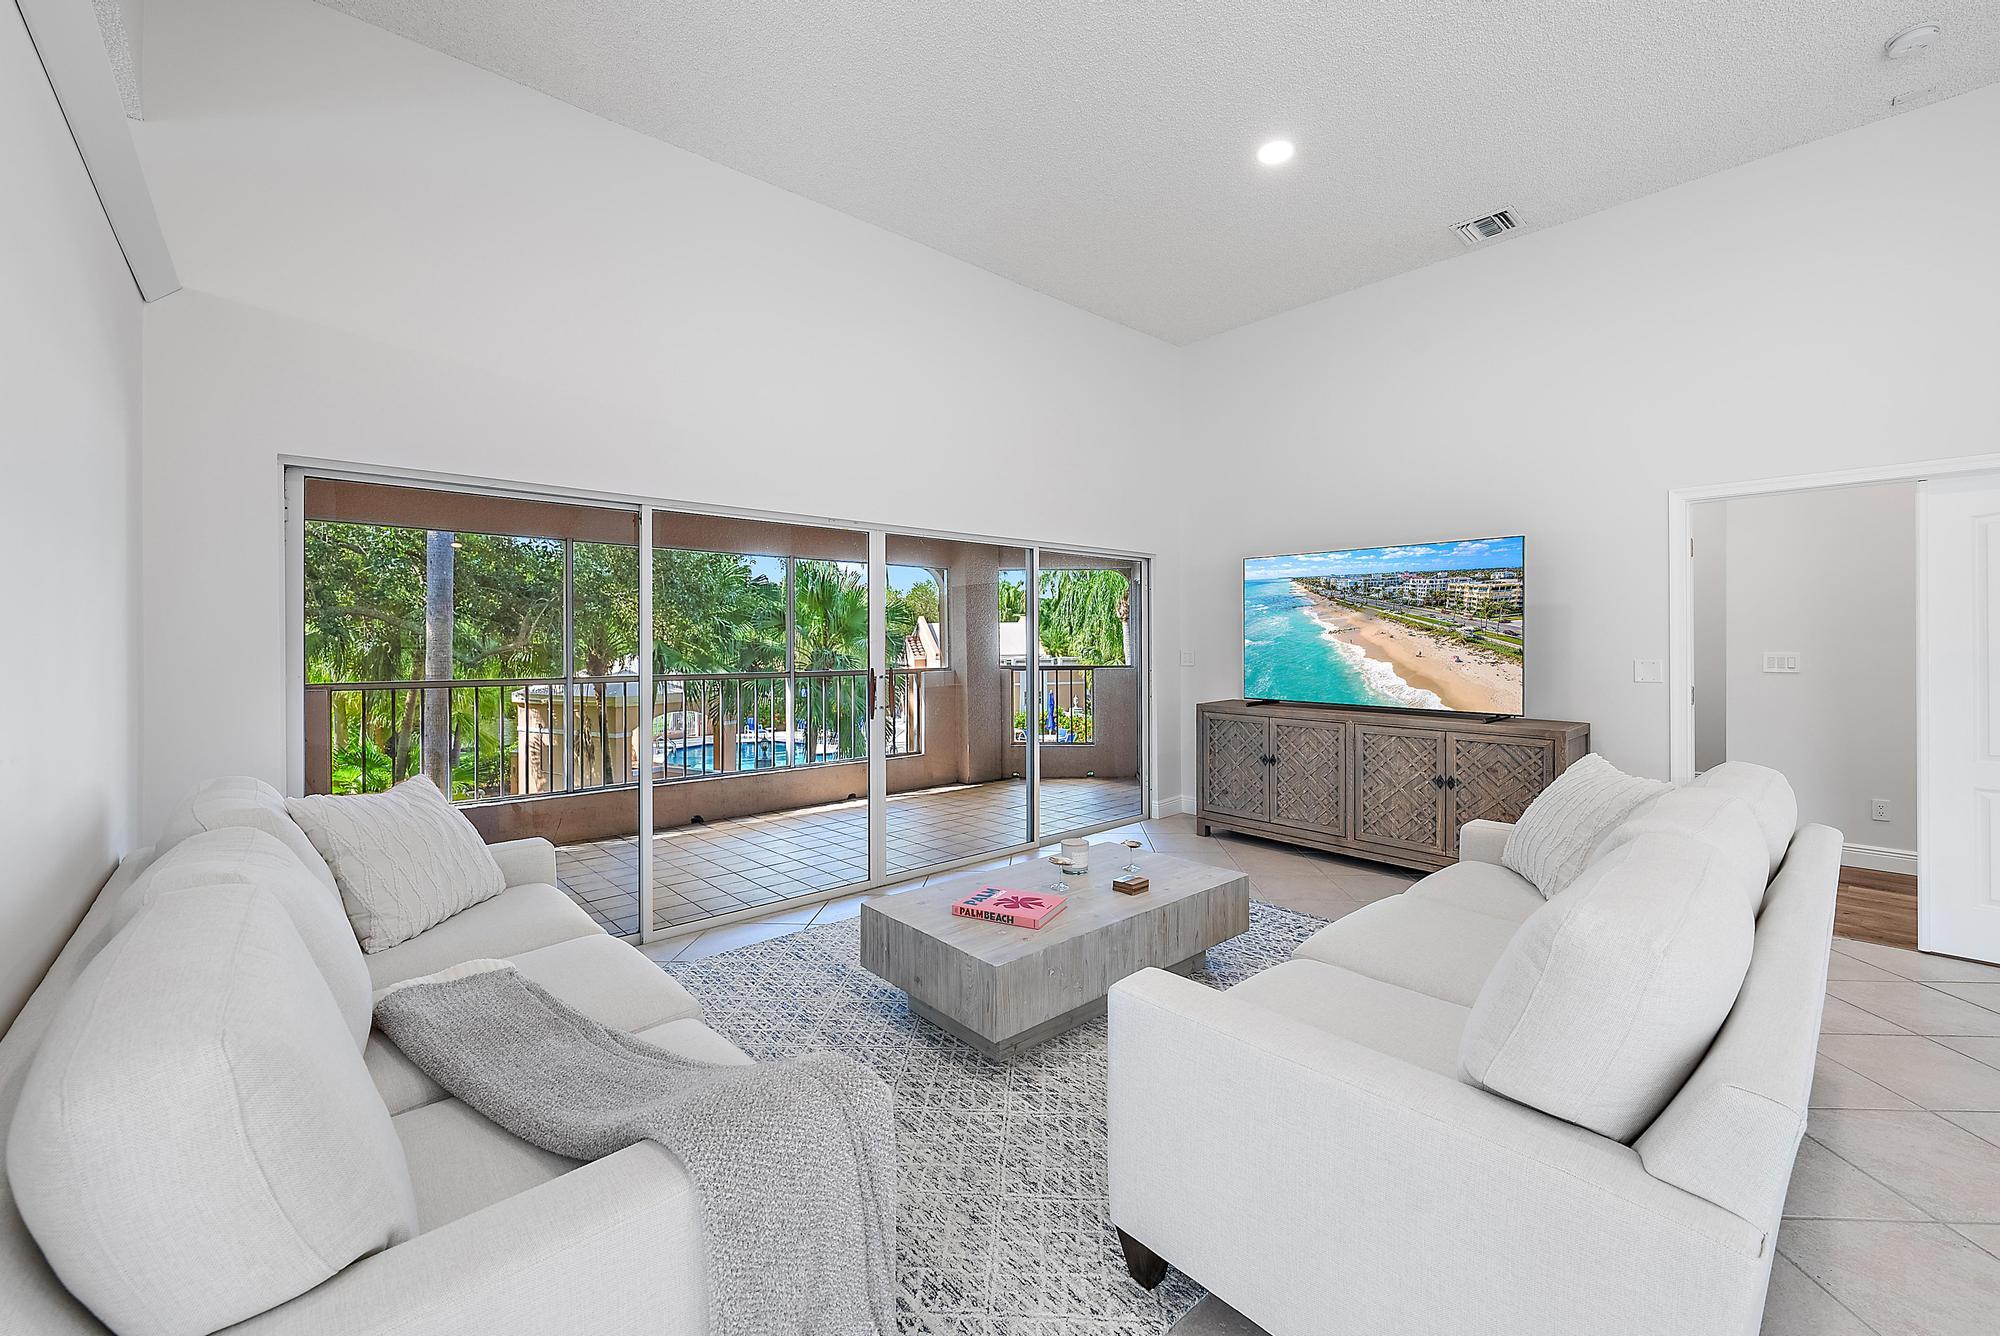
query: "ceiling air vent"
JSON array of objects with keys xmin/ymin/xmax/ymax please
[{"xmin": 1454, "ymin": 209, "xmax": 1518, "ymax": 246}]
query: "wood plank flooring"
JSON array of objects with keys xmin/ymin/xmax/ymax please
[{"xmin": 1835, "ymin": 866, "xmax": 1917, "ymax": 950}]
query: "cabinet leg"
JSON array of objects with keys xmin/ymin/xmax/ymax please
[
  {"xmin": 1196, "ymin": 821, "xmax": 1211, "ymax": 837},
  {"xmin": 1117, "ymin": 1228, "xmax": 1169, "ymax": 1290}
]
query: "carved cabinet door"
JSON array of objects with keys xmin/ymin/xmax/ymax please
[
  {"xmin": 1352, "ymin": 723, "xmax": 1448, "ymax": 855},
  {"xmin": 1200, "ymin": 711, "xmax": 1271, "ymax": 822},
  {"xmin": 1446, "ymin": 733, "xmax": 1555, "ymax": 850},
  {"xmin": 1269, "ymin": 718, "xmax": 1347, "ymax": 837}
]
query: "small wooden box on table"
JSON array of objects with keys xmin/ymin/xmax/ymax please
[{"xmin": 859, "ymin": 849, "xmax": 1248, "ymax": 1060}]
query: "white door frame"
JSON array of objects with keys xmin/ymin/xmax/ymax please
[{"xmin": 1666, "ymin": 452, "xmax": 2000, "ymax": 884}]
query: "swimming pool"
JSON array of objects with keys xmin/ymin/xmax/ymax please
[{"xmin": 660, "ymin": 739, "xmax": 796, "ymax": 773}]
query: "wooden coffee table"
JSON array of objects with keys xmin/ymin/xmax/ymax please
[{"xmin": 858, "ymin": 847, "xmax": 1250, "ymax": 1059}]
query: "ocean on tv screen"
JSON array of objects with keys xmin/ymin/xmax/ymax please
[{"xmin": 1243, "ymin": 537, "xmax": 1524, "ymax": 715}]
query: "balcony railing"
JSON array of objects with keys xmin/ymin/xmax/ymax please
[
  {"xmin": 304, "ymin": 669, "xmax": 925, "ymax": 801},
  {"xmin": 1011, "ymin": 666, "xmax": 1097, "ymax": 745}
]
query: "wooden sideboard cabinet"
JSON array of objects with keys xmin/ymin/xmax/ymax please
[{"xmin": 1195, "ymin": 700, "xmax": 1589, "ymax": 872}]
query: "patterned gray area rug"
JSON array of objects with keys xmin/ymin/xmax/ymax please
[{"xmin": 663, "ymin": 900, "xmax": 1325, "ymax": 1336}]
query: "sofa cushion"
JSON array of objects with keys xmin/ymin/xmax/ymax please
[
  {"xmin": 393, "ymin": 1098, "xmax": 578, "ymax": 1233},
  {"xmin": 363, "ymin": 883, "xmax": 601, "ymax": 989},
  {"xmin": 1502, "ymin": 753, "xmax": 1671, "ymax": 898},
  {"xmin": 8, "ymin": 887, "xmax": 417, "ymax": 1336},
  {"xmin": 1403, "ymin": 860, "xmax": 1544, "ymax": 924},
  {"xmin": 288, "ymin": 776, "xmax": 507, "ymax": 953},
  {"xmin": 1227, "ymin": 959, "xmax": 1471, "ymax": 1077},
  {"xmin": 1591, "ymin": 786, "xmax": 1772, "ymax": 912},
  {"xmin": 1689, "ymin": 761, "xmax": 1799, "ymax": 880},
  {"xmin": 114, "ymin": 827, "xmax": 372, "ymax": 1049},
  {"xmin": 391, "ymin": 1018, "xmax": 750, "ymax": 1232},
  {"xmin": 1293, "ymin": 896, "xmax": 1521, "ymax": 1007},
  {"xmin": 365, "ymin": 936, "xmax": 705, "ymax": 1114},
  {"xmin": 156, "ymin": 774, "xmax": 337, "ymax": 890},
  {"xmin": 1460, "ymin": 831, "xmax": 1758, "ymax": 1142}
]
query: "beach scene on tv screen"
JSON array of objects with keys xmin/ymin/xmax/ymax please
[{"xmin": 1244, "ymin": 537, "xmax": 1524, "ymax": 715}]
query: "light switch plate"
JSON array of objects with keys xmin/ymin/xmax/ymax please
[
  {"xmin": 1762, "ymin": 651, "xmax": 1801, "ymax": 674},
  {"xmin": 1632, "ymin": 659, "xmax": 1664, "ymax": 683},
  {"xmin": 1179, "ymin": 650, "xmax": 1195, "ymax": 668}
]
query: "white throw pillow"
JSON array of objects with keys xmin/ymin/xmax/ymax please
[
  {"xmin": 9, "ymin": 886, "xmax": 417, "ymax": 1336},
  {"xmin": 115, "ymin": 827, "xmax": 374, "ymax": 1049},
  {"xmin": 1501, "ymin": 753, "xmax": 1670, "ymax": 898},
  {"xmin": 1461, "ymin": 830, "xmax": 1758, "ymax": 1142},
  {"xmin": 287, "ymin": 776, "xmax": 505, "ymax": 953}
]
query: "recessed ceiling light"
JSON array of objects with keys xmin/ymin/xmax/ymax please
[{"xmin": 1256, "ymin": 139, "xmax": 1296, "ymax": 167}]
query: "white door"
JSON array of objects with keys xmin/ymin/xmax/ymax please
[{"xmin": 1919, "ymin": 473, "xmax": 2000, "ymax": 963}]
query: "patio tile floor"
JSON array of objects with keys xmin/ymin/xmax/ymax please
[{"xmin": 556, "ymin": 776, "xmax": 1142, "ymax": 937}]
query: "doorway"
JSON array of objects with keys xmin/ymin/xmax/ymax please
[
  {"xmin": 1685, "ymin": 482, "xmax": 1919, "ymax": 947},
  {"xmin": 1670, "ymin": 455, "xmax": 2000, "ymax": 963}
]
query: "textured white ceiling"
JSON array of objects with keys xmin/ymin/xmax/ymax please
[{"xmin": 311, "ymin": 1, "xmax": 2000, "ymax": 344}]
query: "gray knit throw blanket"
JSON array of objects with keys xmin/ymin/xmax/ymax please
[{"xmin": 372, "ymin": 962, "xmax": 897, "ymax": 1336}]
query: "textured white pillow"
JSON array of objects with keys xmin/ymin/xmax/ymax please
[
  {"xmin": 115, "ymin": 827, "xmax": 373, "ymax": 1049},
  {"xmin": 1502, "ymin": 753, "xmax": 1670, "ymax": 898},
  {"xmin": 287, "ymin": 776, "xmax": 505, "ymax": 953},
  {"xmin": 1461, "ymin": 830, "xmax": 1758, "ymax": 1142},
  {"xmin": 8, "ymin": 887, "xmax": 417, "ymax": 1336}
]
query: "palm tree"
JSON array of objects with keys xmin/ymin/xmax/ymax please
[{"xmin": 1039, "ymin": 569, "xmax": 1130, "ymax": 665}]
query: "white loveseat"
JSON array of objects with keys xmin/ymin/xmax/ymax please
[
  {"xmin": 1107, "ymin": 762, "xmax": 1840, "ymax": 1336},
  {"xmin": 2, "ymin": 777, "xmax": 745, "ymax": 1336}
]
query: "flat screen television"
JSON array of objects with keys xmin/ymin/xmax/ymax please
[{"xmin": 1243, "ymin": 536, "xmax": 1524, "ymax": 716}]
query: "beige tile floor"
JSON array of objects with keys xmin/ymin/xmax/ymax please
[
  {"xmin": 643, "ymin": 814, "xmax": 2000, "ymax": 1333},
  {"xmin": 556, "ymin": 775, "xmax": 1143, "ymax": 937}
]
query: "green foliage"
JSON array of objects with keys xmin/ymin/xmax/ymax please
[
  {"xmin": 896, "ymin": 577, "xmax": 939, "ymax": 626},
  {"xmin": 791, "ymin": 560, "xmax": 868, "ymax": 670},
  {"xmin": 997, "ymin": 578, "xmax": 1026, "ymax": 622},
  {"xmin": 1038, "ymin": 569, "xmax": 1130, "ymax": 666},
  {"xmin": 308, "ymin": 524, "xmax": 965, "ymax": 794},
  {"xmin": 304, "ymin": 522, "xmax": 567, "ymax": 683},
  {"xmin": 653, "ymin": 549, "xmax": 786, "ymax": 674}
]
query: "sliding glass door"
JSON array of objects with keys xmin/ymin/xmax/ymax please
[
  {"xmin": 298, "ymin": 471, "xmax": 1151, "ymax": 941},
  {"xmin": 1027, "ymin": 550, "xmax": 1146, "ymax": 842},
  {"xmin": 641, "ymin": 512, "xmax": 877, "ymax": 938},
  {"xmin": 878, "ymin": 534, "xmax": 1032, "ymax": 880}
]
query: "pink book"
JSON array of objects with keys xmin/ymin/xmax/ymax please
[{"xmin": 951, "ymin": 886, "xmax": 1068, "ymax": 930}]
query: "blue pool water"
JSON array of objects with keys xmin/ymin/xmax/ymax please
[
  {"xmin": 1242, "ymin": 578, "xmax": 1433, "ymax": 709},
  {"xmin": 663, "ymin": 739, "xmax": 796, "ymax": 773}
]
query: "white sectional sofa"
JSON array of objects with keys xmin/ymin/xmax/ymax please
[
  {"xmin": 1107, "ymin": 762, "xmax": 1841, "ymax": 1336},
  {"xmin": 1, "ymin": 778, "xmax": 745, "ymax": 1336}
]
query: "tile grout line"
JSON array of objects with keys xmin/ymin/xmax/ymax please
[{"xmin": 1793, "ymin": 1129, "xmax": 1940, "ymax": 1226}]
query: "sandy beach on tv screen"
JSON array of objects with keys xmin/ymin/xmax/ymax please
[{"xmin": 1297, "ymin": 587, "xmax": 1520, "ymax": 714}]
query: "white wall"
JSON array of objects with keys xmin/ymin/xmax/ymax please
[
  {"xmin": 1, "ymin": 5, "xmax": 143, "ymax": 1028},
  {"xmin": 1179, "ymin": 83, "xmax": 2000, "ymax": 798},
  {"xmin": 132, "ymin": 0, "xmax": 1183, "ymax": 834},
  {"xmin": 1719, "ymin": 484, "xmax": 1917, "ymax": 852}
]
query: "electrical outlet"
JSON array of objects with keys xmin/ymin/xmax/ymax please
[
  {"xmin": 1178, "ymin": 649, "xmax": 1195, "ymax": 668},
  {"xmin": 1762, "ymin": 651, "xmax": 1801, "ymax": 674},
  {"xmin": 1870, "ymin": 799, "xmax": 1892, "ymax": 823},
  {"xmin": 1632, "ymin": 659, "xmax": 1663, "ymax": 683}
]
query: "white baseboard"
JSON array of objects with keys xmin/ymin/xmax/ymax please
[
  {"xmin": 1842, "ymin": 843, "xmax": 1917, "ymax": 876},
  {"xmin": 1155, "ymin": 792, "xmax": 1195, "ymax": 818}
]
